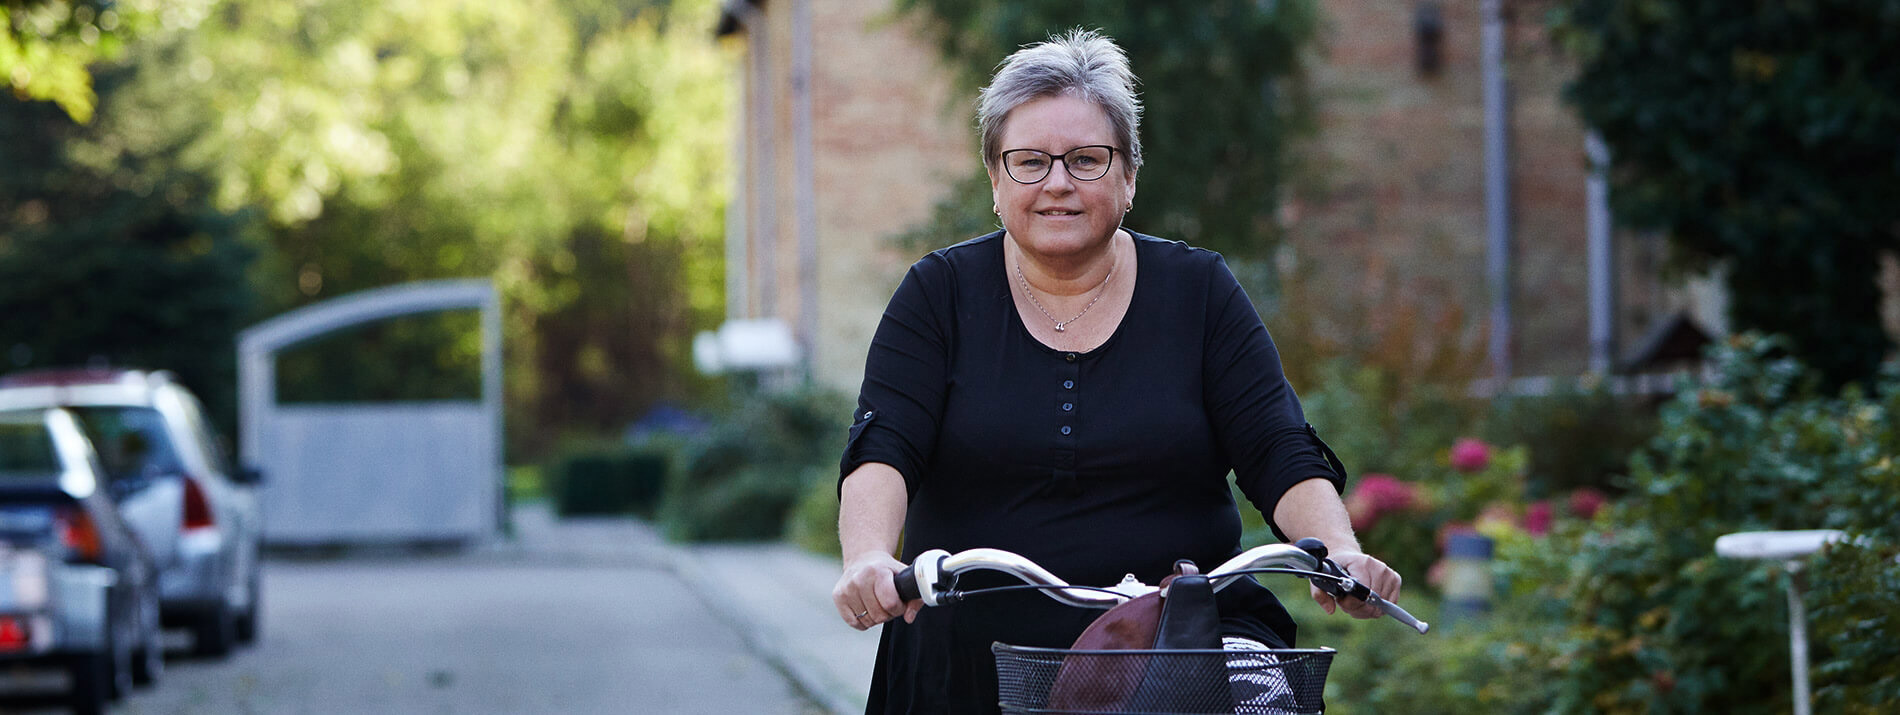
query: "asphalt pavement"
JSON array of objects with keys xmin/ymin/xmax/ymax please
[
  {"xmin": 0, "ymin": 503, "xmax": 872, "ymax": 715},
  {"xmin": 504, "ymin": 504, "xmax": 879, "ymax": 714}
]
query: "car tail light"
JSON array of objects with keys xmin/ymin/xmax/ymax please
[
  {"xmin": 183, "ymin": 476, "xmax": 216, "ymax": 531},
  {"xmin": 56, "ymin": 507, "xmax": 104, "ymax": 563},
  {"xmin": 0, "ymin": 615, "xmax": 31, "ymax": 652}
]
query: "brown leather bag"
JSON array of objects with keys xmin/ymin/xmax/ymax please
[{"xmin": 1045, "ymin": 561, "xmax": 1235, "ymax": 712}]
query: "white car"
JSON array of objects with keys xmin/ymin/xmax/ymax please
[
  {"xmin": 0, "ymin": 407, "xmax": 165, "ymax": 712},
  {"xmin": 0, "ymin": 369, "xmax": 264, "ymax": 657}
]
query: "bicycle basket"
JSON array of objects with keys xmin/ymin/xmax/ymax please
[{"xmin": 992, "ymin": 643, "xmax": 1335, "ymax": 715}]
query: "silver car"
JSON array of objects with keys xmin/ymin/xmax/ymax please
[
  {"xmin": 0, "ymin": 369, "xmax": 264, "ymax": 658},
  {"xmin": 0, "ymin": 407, "xmax": 165, "ymax": 713}
]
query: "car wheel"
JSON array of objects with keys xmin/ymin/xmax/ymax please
[
  {"xmin": 133, "ymin": 586, "xmax": 165, "ymax": 686},
  {"xmin": 236, "ymin": 570, "xmax": 262, "ymax": 645},
  {"xmin": 191, "ymin": 602, "xmax": 238, "ymax": 658}
]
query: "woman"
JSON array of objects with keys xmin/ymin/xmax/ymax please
[{"xmin": 832, "ymin": 29, "xmax": 1402, "ymax": 713}]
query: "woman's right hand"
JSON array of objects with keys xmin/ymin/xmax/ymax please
[{"xmin": 832, "ymin": 550, "xmax": 921, "ymax": 630}]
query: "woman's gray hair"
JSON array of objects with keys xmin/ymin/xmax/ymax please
[{"xmin": 978, "ymin": 28, "xmax": 1143, "ymax": 174}]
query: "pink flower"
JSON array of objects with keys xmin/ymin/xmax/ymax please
[
  {"xmin": 1449, "ymin": 438, "xmax": 1491, "ymax": 473},
  {"xmin": 1346, "ymin": 473, "xmax": 1417, "ymax": 531},
  {"xmin": 1524, "ymin": 500, "xmax": 1553, "ymax": 536},
  {"xmin": 1568, "ymin": 488, "xmax": 1607, "ymax": 520}
]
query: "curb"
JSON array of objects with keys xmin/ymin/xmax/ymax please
[{"xmin": 664, "ymin": 545, "xmax": 865, "ymax": 715}]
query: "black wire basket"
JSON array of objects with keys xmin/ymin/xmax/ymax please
[{"xmin": 992, "ymin": 643, "xmax": 1336, "ymax": 715}]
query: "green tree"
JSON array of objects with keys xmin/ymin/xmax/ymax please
[
  {"xmin": 1, "ymin": 69, "xmax": 258, "ymax": 430},
  {"xmin": 71, "ymin": 0, "xmax": 734, "ymax": 455},
  {"xmin": 1552, "ymin": 0, "xmax": 1900, "ymax": 391},
  {"xmin": 0, "ymin": 0, "xmax": 178, "ymax": 121},
  {"xmin": 895, "ymin": 0, "xmax": 1317, "ymax": 260}
]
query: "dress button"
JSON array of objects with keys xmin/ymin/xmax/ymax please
[
  {"xmin": 1063, "ymin": 380, "xmax": 1074, "ymax": 389},
  {"xmin": 1062, "ymin": 402, "xmax": 1074, "ymax": 411},
  {"xmin": 1065, "ymin": 353, "xmax": 1078, "ymax": 362},
  {"xmin": 1060, "ymin": 426, "xmax": 1072, "ymax": 436}
]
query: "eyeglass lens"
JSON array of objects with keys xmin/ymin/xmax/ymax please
[{"xmin": 1002, "ymin": 146, "xmax": 1115, "ymax": 184}]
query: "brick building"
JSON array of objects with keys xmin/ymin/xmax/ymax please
[
  {"xmin": 714, "ymin": 0, "xmax": 970, "ymax": 391},
  {"xmin": 714, "ymin": 0, "xmax": 1840, "ymax": 394}
]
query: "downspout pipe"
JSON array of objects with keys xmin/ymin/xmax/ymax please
[{"xmin": 1482, "ymin": 0, "xmax": 1513, "ymax": 381}]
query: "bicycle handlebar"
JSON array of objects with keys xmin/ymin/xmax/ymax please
[{"xmin": 893, "ymin": 538, "xmax": 1428, "ymax": 634}]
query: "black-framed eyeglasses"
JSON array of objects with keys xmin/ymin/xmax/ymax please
[{"xmin": 999, "ymin": 145, "xmax": 1118, "ymax": 184}]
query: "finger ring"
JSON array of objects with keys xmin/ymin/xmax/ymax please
[{"xmin": 854, "ymin": 610, "xmax": 870, "ymax": 619}]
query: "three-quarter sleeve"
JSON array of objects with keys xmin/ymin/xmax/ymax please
[
  {"xmin": 839, "ymin": 255, "xmax": 956, "ymax": 498},
  {"xmin": 1199, "ymin": 255, "xmax": 1348, "ymax": 542}
]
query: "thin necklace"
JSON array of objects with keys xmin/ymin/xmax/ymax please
[{"xmin": 1016, "ymin": 253, "xmax": 1116, "ymax": 333}]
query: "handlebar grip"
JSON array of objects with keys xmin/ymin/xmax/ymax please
[
  {"xmin": 1369, "ymin": 594, "xmax": 1430, "ymax": 634},
  {"xmin": 894, "ymin": 566, "xmax": 921, "ymax": 603},
  {"xmin": 1312, "ymin": 557, "xmax": 1429, "ymax": 634}
]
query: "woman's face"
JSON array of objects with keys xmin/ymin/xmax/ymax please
[{"xmin": 989, "ymin": 93, "xmax": 1137, "ymax": 260}]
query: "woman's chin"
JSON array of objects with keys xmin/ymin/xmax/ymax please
[{"xmin": 1011, "ymin": 225, "xmax": 1117, "ymax": 257}]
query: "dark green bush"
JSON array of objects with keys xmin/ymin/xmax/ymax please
[
  {"xmin": 549, "ymin": 448, "xmax": 669, "ymax": 517},
  {"xmin": 657, "ymin": 384, "xmax": 850, "ymax": 542},
  {"xmin": 787, "ymin": 467, "xmax": 843, "ymax": 556},
  {"xmin": 1807, "ymin": 363, "xmax": 1900, "ymax": 713},
  {"xmin": 1497, "ymin": 335, "xmax": 1893, "ymax": 714},
  {"xmin": 1483, "ymin": 384, "xmax": 1655, "ymax": 498},
  {"xmin": 1313, "ymin": 336, "xmax": 1896, "ymax": 714}
]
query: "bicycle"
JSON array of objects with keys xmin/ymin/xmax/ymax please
[{"xmin": 892, "ymin": 538, "xmax": 1427, "ymax": 714}]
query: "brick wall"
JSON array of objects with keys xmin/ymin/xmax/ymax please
[
  {"xmin": 808, "ymin": 0, "xmax": 971, "ymax": 392},
  {"xmin": 1282, "ymin": 1, "xmax": 1603, "ymax": 377}
]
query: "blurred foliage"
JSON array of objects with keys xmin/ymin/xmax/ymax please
[
  {"xmin": 1809, "ymin": 539, "xmax": 1900, "ymax": 712},
  {"xmin": 892, "ymin": 0, "xmax": 1317, "ymax": 260},
  {"xmin": 1482, "ymin": 384, "xmax": 1655, "ymax": 498},
  {"xmin": 1297, "ymin": 359, "xmax": 1484, "ymax": 477},
  {"xmin": 1, "ymin": 0, "xmax": 172, "ymax": 121},
  {"xmin": 549, "ymin": 446, "xmax": 668, "ymax": 517},
  {"xmin": 657, "ymin": 384, "xmax": 850, "ymax": 542},
  {"xmin": 1356, "ymin": 334, "xmax": 1897, "ymax": 714},
  {"xmin": 1289, "ymin": 589, "xmax": 1563, "ymax": 714},
  {"xmin": 0, "ymin": 70, "xmax": 257, "ymax": 432},
  {"xmin": 1550, "ymin": 0, "xmax": 1900, "ymax": 391},
  {"xmin": 40, "ymin": 0, "xmax": 736, "ymax": 459},
  {"xmin": 787, "ymin": 467, "xmax": 842, "ymax": 556},
  {"xmin": 275, "ymin": 310, "xmax": 481, "ymax": 403},
  {"xmin": 1304, "ymin": 334, "xmax": 1897, "ymax": 714}
]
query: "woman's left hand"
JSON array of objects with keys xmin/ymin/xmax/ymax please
[{"xmin": 1310, "ymin": 551, "xmax": 1402, "ymax": 619}]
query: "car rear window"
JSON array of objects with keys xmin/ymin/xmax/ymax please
[
  {"xmin": 67, "ymin": 406, "xmax": 185, "ymax": 481},
  {"xmin": 0, "ymin": 417, "xmax": 60, "ymax": 473}
]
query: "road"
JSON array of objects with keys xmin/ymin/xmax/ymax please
[{"xmin": 0, "ymin": 518, "xmax": 821, "ymax": 714}]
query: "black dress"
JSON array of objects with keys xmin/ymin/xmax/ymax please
[{"xmin": 840, "ymin": 230, "xmax": 1346, "ymax": 714}]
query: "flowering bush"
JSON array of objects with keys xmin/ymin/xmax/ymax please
[
  {"xmin": 1448, "ymin": 437, "xmax": 1491, "ymax": 473},
  {"xmin": 1344, "ymin": 473, "xmax": 1419, "ymax": 531},
  {"xmin": 1431, "ymin": 334, "xmax": 1900, "ymax": 714}
]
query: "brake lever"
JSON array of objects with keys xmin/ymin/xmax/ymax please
[
  {"xmin": 1314, "ymin": 557, "xmax": 1429, "ymax": 634},
  {"xmin": 1294, "ymin": 538, "xmax": 1430, "ymax": 634}
]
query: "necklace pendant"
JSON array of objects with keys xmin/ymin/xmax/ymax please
[{"xmin": 1054, "ymin": 322, "xmax": 1067, "ymax": 332}]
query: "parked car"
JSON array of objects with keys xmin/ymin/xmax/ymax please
[
  {"xmin": 0, "ymin": 407, "xmax": 164, "ymax": 713},
  {"xmin": 0, "ymin": 369, "xmax": 264, "ymax": 657}
]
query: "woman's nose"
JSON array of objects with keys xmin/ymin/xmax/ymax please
[{"xmin": 1041, "ymin": 160, "xmax": 1076, "ymax": 192}]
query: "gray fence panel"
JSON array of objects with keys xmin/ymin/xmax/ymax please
[{"xmin": 239, "ymin": 280, "xmax": 502, "ymax": 546}]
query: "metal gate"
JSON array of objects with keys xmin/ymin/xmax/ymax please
[{"xmin": 238, "ymin": 280, "xmax": 502, "ymax": 546}]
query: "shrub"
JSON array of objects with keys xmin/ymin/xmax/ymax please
[
  {"xmin": 657, "ymin": 384, "xmax": 851, "ymax": 542},
  {"xmin": 1482, "ymin": 384, "xmax": 1656, "ymax": 498},
  {"xmin": 786, "ymin": 467, "xmax": 843, "ymax": 556},
  {"xmin": 1515, "ymin": 335, "xmax": 1896, "ymax": 713},
  {"xmin": 549, "ymin": 448, "xmax": 669, "ymax": 517}
]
